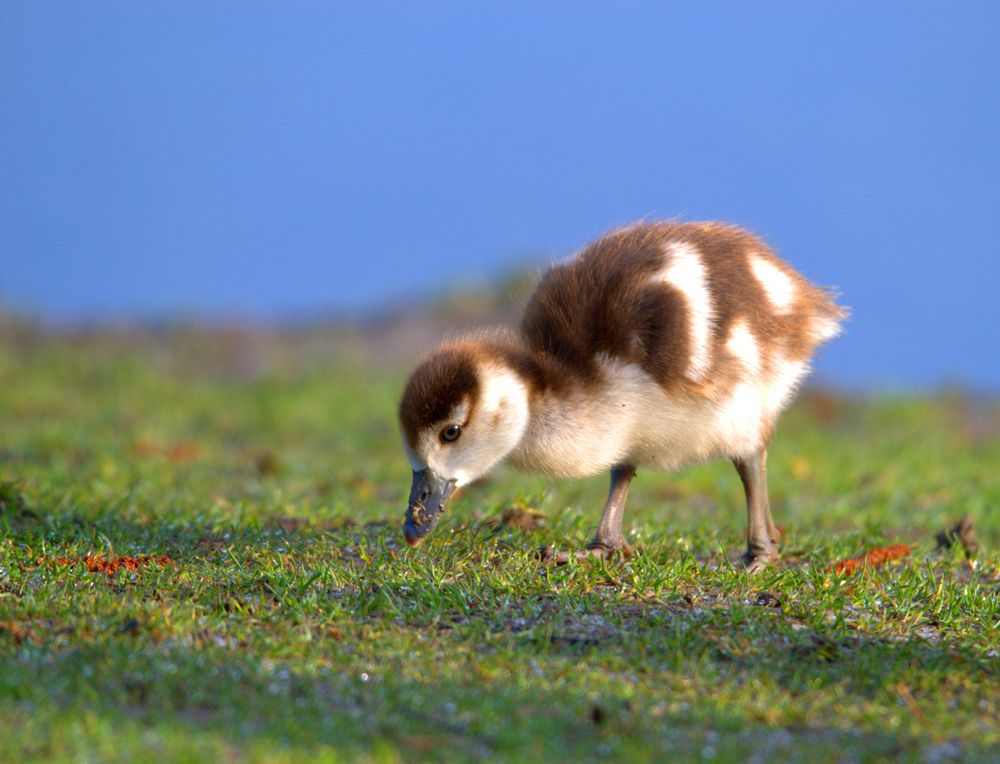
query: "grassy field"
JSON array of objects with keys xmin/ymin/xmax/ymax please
[{"xmin": 1, "ymin": 328, "xmax": 997, "ymax": 762}]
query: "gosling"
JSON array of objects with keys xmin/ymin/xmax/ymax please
[{"xmin": 398, "ymin": 221, "xmax": 845, "ymax": 571}]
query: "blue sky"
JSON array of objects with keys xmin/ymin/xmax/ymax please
[{"xmin": 2, "ymin": 2, "xmax": 998, "ymax": 388}]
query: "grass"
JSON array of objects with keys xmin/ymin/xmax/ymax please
[{"xmin": 0, "ymin": 329, "xmax": 998, "ymax": 762}]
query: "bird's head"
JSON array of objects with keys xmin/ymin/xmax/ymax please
[{"xmin": 398, "ymin": 342, "xmax": 530, "ymax": 546}]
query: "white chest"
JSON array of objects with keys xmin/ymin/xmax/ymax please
[{"xmin": 506, "ymin": 357, "xmax": 806, "ymax": 477}]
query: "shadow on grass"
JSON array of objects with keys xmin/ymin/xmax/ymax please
[{"xmin": 1, "ymin": 639, "xmax": 982, "ymax": 763}]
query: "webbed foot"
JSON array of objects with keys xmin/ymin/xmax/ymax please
[{"xmin": 740, "ymin": 549, "xmax": 780, "ymax": 575}]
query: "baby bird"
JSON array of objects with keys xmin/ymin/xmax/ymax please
[{"xmin": 398, "ymin": 222, "xmax": 845, "ymax": 571}]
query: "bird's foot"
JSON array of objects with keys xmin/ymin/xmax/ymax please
[
  {"xmin": 538, "ymin": 540, "xmax": 636, "ymax": 565},
  {"xmin": 740, "ymin": 549, "xmax": 780, "ymax": 575}
]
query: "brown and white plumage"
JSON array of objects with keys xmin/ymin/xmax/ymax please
[{"xmin": 398, "ymin": 221, "xmax": 845, "ymax": 570}]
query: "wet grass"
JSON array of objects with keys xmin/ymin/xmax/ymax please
[{"xmin": 1, "ymin": 330, "xmax": 998, "ymax": 762}]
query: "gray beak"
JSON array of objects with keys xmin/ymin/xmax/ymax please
[{"xmin": 403, "ymin": 468, "xmax": 457, "ymax": 547}]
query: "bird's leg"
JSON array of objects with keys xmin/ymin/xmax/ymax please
[
  {"xmin": 733, "ymin": 449, "xmax": 780, "ymax": 574},
  {"xmin": 542, "ymin": 465, "xmax": 637, "ymax": 564},
  {"xmin": 588, "ymin": 464, "xmax": 637, "ymax": 556}
]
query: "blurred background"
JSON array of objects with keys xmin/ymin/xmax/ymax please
[{"xmin": 2, "ymin": 2, "xmax": 998, "ymax": 389}]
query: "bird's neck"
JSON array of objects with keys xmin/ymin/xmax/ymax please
[
  {"xmin": 472, "ymin": 336, "xmax": 572, "ymax": 399},
  {"xmin": 480, "ymin": 340, "xmax": 623, "ymax": 478}
]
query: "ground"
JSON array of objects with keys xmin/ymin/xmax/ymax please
[{"xmin": 0, "ymin": 327, "xmax": 997, "ymax": 762}]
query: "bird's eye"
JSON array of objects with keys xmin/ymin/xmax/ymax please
[{"xmin": 440, "ymin": 424, "xmax": 462, "ymax": 443}]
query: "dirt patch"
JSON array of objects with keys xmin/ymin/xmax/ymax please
[
  {"xmin": 935, "ymin": 516, "xmax": 979, "ymax": 558},
  {"xmin": 830, "ymin": 544, "xmax": 912, "ymax": 575},
  {"xmin": 254, "ymin": 451, "xmax": 282, "ymax": 476},
  {"xmin": 496, "ymin": 505, "xmax": 547, "ymax": 532},
  {"xmin": 131, "ymin": 441, "xmax": 202, "ymax": 463},
  {"xmin": 753, "ymin": 591, "xmax": 782, "ymax": 608}
]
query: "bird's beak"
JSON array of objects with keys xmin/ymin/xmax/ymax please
[{"xmin": 403, "ymin": 468, "xmax": 457, "ymax": 547}]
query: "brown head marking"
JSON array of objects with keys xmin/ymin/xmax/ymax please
[{"xmin": 399, "ymin": 346, "xmax": 480, "ymax": 448}]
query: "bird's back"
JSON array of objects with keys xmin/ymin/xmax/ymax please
[{"xmin": 520, "ymin": 222, "xmax": 844, "ymax": 398}]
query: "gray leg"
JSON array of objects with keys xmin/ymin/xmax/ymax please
[
  {"xmin": 733, "ymin": 450, "xmax": 780, "ymax": 574},
  {"xmin": 543, "ymin": 465, "xmax": 637, "ymax": 564},
  {"xmin": 588, "ymin": 465, "xmax": 637, "ymax": 557}
]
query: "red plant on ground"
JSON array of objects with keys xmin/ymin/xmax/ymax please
[
  {"xmin": 831, "ymin": 544, "xmax": 912, "ymax": 575},
  {"xmin": 35, "ymin": 555, "xmax": 175, "ymax": 575}
]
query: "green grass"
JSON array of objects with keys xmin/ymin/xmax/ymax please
[{"xmin": 1, "ymin": 331, "xmax": 998, "ymax": 762}]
